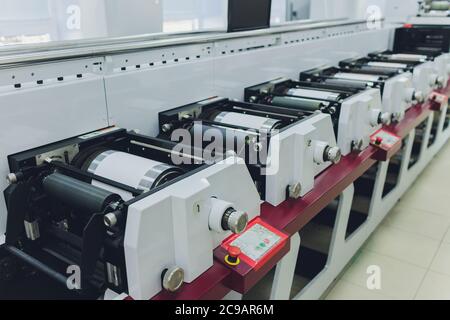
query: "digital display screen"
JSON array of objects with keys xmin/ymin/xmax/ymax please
[{"xmin": 228, "ymin": 0, "xmax": 272, "ymax": 32}]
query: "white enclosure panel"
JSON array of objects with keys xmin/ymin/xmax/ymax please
[
  {"xmin": 0, "ymin": 78, "xmax": 109, "ymax": 236},
  {"xmin": 105, "ymin": 60, "xmax": 215, "ymax": 136},
  {"xmin": 213, "ymin": 28, "xmax": 391, "ymax": 100}
]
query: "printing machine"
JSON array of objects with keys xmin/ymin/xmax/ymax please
[
  {"xmin": 390, "ymin": 26, "xmax": 450, "ymax": 87},
  {"xmin": 244, "ymin": 78, "xmax": 390, "ymax": 155},
  {"xmin": 299, "ymin": 65, "xmax": 422, "ymax": 123},
  {"xmin": 2, "ymin": 127, "xmax": 261, "ymax": 300},
  {"xmin": 363, "ymin": 51, "xmax": 448, "ymax": 93},
  {"xmin": 417, "ymin": 0, "xmax": 450, "ymax": 18},
  {"xmin": 158, "ymin": 97, "xmax": 341, "ymax": 207}
]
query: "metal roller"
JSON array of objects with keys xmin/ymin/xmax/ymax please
[
  {"xmin": 43, "ymin": 173, "xmax": 122, "ymax": 213},
  {"xmin": 430, "ymin": 1, "xmax": 450, "ymax": 10},
  {"xmin": 85, "ymin": 151, "xmax": 183, "ymax": 201},
  {"xmin": 367, "ymin": 61, "xmax": 408, "ymax": 69},
  {"xmin": 359, "ymin": 66, "xmax": 402, "ymax": 75},
  {"xmin": 324, "ymin": 78, "xmax": 370, "ymax": 90},
  {"xmin": 286, "ymin": 88, "xmax": 341, "ymax": 101},
  {"xmin": 386, "ymin": 54, "xmax": 428, "ymax": 62},
  {"xmin": 270, "ymin": 96, "xmax": 325, "ymax": 111},
  {"xmin": 212, "ymin": 111, "xmax": 282, "ymax": 132},
  {"xmin": 334, "ymin": 72, "xmax": 382, "ymax": 82}
]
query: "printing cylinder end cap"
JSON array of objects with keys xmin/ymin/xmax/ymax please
[
  {"xmin": 325, "ymin": 146, "xmax": 342, "ymax": 164},
  {"xmin": 380, "ymin": 112, "xmax": 392, "ymax": 125},
  {"xmin": 162, "ymin": 267, "xmax": 185, "ymax": 293},
  {"xmin": 414, "ymin": 91, "xmax": 424, "ymax": 103},
  {"xmin": 227, "ymin": 210, "xmax": 249, "ymax": 234}
]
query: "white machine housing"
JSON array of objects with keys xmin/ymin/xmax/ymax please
[
  {"xmin": 336, "ymin": 88, "xmax": 385, "ymax": 155},
  {"xmin": 381, "ymin": 72, "xmax": 417, "ymax": 121},
  {"xmin": 124, "ymin": 156, "xmax": 260, "ymax": 300},
  {"xmin": 433, "ymin": 53, "xmax": 450, "ymax": 86},
  {"xmin": 264, "ymin": 112, "xmax": 338, "ymax": 205}
]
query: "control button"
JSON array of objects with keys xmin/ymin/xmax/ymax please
[
  {"xmin": 225, "ymin": 246, "xmax": 241, "ymax": 266},
  {"xmin": 375, "ymin": 137, "xmax": 383, "ymax": 145}
]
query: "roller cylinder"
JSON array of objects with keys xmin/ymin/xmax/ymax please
[
  {"xmin": 86, "ymin": 151, "xmax": 183, "ymax": 201},
  {"xmin": 430, "ymin": 1, "xmax": 450, "ymax": 10},
  {"xmin": 212, "ymin": 111, "xmax": 282, "ymax": 132},
  {"xmin": 270, "ymin": 96, "xmax": 324, "ymax": 112},
  {"xmin": 43, "ymin": 173, "xmax": 121, "ymax": 213}
]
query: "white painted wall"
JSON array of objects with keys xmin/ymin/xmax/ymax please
[
  {"xmin": 104, "ymin": 0, "xmax": 162, "ymax": 37},
  {"xmin": 309, "ymin": 0, "xmax": 419, "ymax": 22}
]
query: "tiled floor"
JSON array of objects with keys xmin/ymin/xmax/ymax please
[{"xmin": 326, "ymin": 141, "xmax": 450, "ymax": 300}]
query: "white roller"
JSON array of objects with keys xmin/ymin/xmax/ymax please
[
  {"xmin": 368, "ymin": 62, "xmax": 408, "ymax": 69},
  {"xmin": 286, "ymin": 88, "xmax": 341, "ymax": 101},
  {"xmin": 87, "ymin": 151, "xmax": 180, "ymax": 201},
  {"xmin": 334, "ymin": 72, "xmax": 381, "ymax": 82},
  {"xmin": 213, "ymin": 111, "xmax": 281, "ymax": 132},
  {"xmin": 388, "ymin": 54, "xmax": 428, "ymax": 62}
]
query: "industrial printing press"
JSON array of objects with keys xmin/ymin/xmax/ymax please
[
  {"xmin": 244, "ymin": 78, "xmax": 390, "ymax": 155},
  {"xmin": 158, "ymin": 97, "xmax": 340, "ymax": 206},
  {"xmin": 0, "ymin": 5, "xmax": 450, "ymax": 301}
]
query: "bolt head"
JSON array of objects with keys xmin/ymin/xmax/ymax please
[
  {"xmin": 163, "ymin": 267, "xmax": 184, "ymax": 293},
  {"xmin": 288, "ymin": 183, "xmax": 302, "ymax": 199},
  {"xmin": 6, "ymin": 173, "xmax": 17, "ymax": 185},
  {"xmin": 162, "ymin": 123, "xmax": 173, "ymax": 133},
  {"xmin": 104, "ymin": 213, "xmax": 118, "ymax": 228}
]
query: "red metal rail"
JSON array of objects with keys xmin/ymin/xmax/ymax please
[{"xmin": 153, "ymin": 83, "xmax": 450, "ymax": 300}]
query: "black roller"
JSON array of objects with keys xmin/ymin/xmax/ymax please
[{"xmin": 43, "ymin": 173, "xmax": 121, "ymax": 213}]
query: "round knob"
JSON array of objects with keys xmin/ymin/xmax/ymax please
[
  {"xmin": 224, "ymin": 209, "xmax": 249, "ymax": 234},
  {"xmin": 6, "ymin": 173, "xmax": 17, "ymax": 185},
  {"xmin": 436, "ymin": 76, "xmax": 445, "ymax": 87},
  {"xmin": 379, "ymin": 112, "xmax": 392, "ymax": 125},
  {"xmin": 162, "ymin": 267, "xmax": 184, "ymax": 293},
  {"xmin": 288, "ymin": 183, "xmax": 302, "ymax": 199},
  {"xmin": 324, "ymin": 146, "xmax": 341, "ymax": 164}
]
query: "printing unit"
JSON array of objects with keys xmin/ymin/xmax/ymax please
[
  {"xmin": 158, "ymin": 97, "xmax": 340, "ymax": 206},
  {"xmin": 364, "ymin": 51, "xmax": 448, "ymax": 94},
  {"xmin": 416, "ymin": 0, "xmax": 450, "ymax": 18},
  {"xmin": 299, "ymin": 65, "xmax": 420, "ymax": 123},
  {"xmin": 244, "ymin": 78, "xmax": 389, "ymax": 155},
  {"xmin": 2, "ymin": 128, "xmax": 260, "ymax": 300}
]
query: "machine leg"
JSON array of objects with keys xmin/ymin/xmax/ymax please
[
  {"xmin": 223, "ymin": 290, "xmax": 243, "ymax": 300},
  {"xmin": 270, "ymin": 233, "xmax": 301, "ymax": 300}
]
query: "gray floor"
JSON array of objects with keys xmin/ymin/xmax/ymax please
[{"xmin": 325, "ymin": 140, "xmax": 450, "ymax": 300}]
